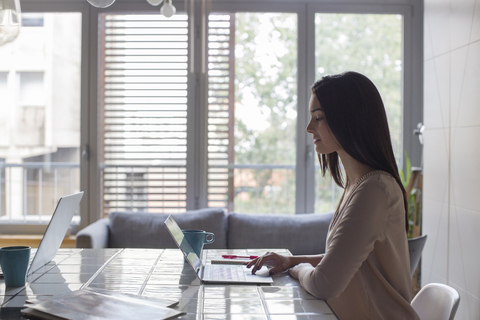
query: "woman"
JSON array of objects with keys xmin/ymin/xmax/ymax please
[{"xmin": 247, "ymin": 72, "xmax": 419, "ymax": 320}]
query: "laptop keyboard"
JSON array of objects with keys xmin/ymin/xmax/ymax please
[{"xmin": 207, "ymin": 264, "xmax": 247, "ymax": 281}]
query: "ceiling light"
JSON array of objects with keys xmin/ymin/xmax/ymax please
[
  {"xmin": 0, "ymin": 0, "xmax": 21, "ymax": 46},
  {"xmin": 160, "ymin": 0, "xmax": 176, "ymax": 18},
  {"xmin": 146, "ymin": 0, "xmax": 162, "ymax": 6},
  {"xmin": 87, "ymin": 0, "xmax": 116, "ymax": 8}
]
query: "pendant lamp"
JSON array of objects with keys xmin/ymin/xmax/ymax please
[
  {"xmin": 0, "ymin": 0, "xmax": 21, "ymax": 46},
  {"xmin": 87, "ymin": 0, "xmax": 116, "ymax": 9}
]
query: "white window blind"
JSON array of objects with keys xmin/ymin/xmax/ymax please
[
  {"xmin": 99, "ymin": 14, "xmax": 189, "ymax": 215},
  {"xmin": 206, "ymin": 14, "xmax": 235, "ymax": 210}
]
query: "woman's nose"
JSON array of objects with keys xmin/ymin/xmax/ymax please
[{"xmin": 306, "ymin": 119, "xmax": 313, "ymax": 133}]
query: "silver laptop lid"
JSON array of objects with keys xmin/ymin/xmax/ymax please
[
  {"xmin": 28, "ymin": 192, "xmax": 84, "ymax": 275},
  {"xmin": 164, "ymin": 215, "xmax": 202, "ymax": 276}
]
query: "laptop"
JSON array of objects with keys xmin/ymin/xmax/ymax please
[
  {"xmin": 0, "ymin": 192, "xmax": 84, "ymax": 277},
  {"xmin": 164, "ymin": 214, "xmax": 273, "ymax": 284}
]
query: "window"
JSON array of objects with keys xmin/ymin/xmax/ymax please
[
  {"xmin": 206, "ymin": 13, "xmax": 298, "ymax": 213},
  {"xmin": 18, "ymin": 72, "xmax": 45, "ymax": 104},
  {"xmin": 97, "ymin": 9, "xmax": 300, "ymax": 216},
  {"xmin": 0, "ymin": 72, "xmax": 8, "ymax": 147},
  {"xmin": 16, "ymin": 72, "xmax": 45, "ymax": 146},
  {"xmin": 94, "ymin": 2, "xmax": 421, "ymax": 218},
  {"xmin": 313, "ymin": 13, "xmax": 403, "ymax": 213},
  {"xmin": 0, "ymin": 12, "xmax": 81, "ymax": 232},
  {"xmin": 0, "ymin": 0, "xmax": 422, "ymax": 232},
  {"xmin": 99, "ymin": 14, "xmax": 189, "ymax": 215},
  {"xmin": 22, "ymin": 13, "xmax": 44, "ymax": 27}
]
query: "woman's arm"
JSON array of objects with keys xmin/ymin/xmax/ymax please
[
  {"xmin": 293, "ymin": 178, "xmax": 393, "ymax": 300},
  {"xmin": 246, "ymin": 252, "xmax": 324, "ymax": 275}
]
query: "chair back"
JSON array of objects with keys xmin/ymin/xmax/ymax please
[
  {"xmin": 411, "ymin": 283, "xmax": 460, "ymax": 320},
  {"xmin": 408, "ymin": 234, "xmax": 427, "ymax": 277}
]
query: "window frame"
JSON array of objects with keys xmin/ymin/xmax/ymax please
[
  {"xmin": 0, "ymin": 1, "xmax": 90, "ymax": 234},
  {"xmin": 302, "ymin": 2, "xmax": 423, "ymax": 213},
  {"xmin": 206, "ymin": 0, "xmax": 423, "ymax": 214},
  {"xmin": 13, "ymin": 0, "xmax": 422, "ymax": 232},
  {"xmin": 201, "ymin": 3, "xmax": 307, "ymax": 213}
]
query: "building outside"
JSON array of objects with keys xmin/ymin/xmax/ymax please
[{"xmin": 0, "ymin": 13, "xmax": 81, "ymax": 230}]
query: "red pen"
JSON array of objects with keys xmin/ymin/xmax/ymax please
[{"xmin": 222, "ymin": 255, "xmax": 258, "ymax": 259}]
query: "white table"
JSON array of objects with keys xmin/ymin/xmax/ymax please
[{"xmin": 1, "ymin": 248, "xmax": 338, "ymax": 319}]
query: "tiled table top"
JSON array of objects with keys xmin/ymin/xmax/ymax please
[{"xmin": 0, "ymin": 248, "xmax": 338, "ymax": 320}]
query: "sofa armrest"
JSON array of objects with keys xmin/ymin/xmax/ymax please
[{"xmin": 75, "ymin": 218, "xmax": 110, "ymax": 248}]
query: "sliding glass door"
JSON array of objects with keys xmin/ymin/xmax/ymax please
[
  {"xmin": 206, "ymin": 12, "xmax": 298, "ymax": 213},
  {"xmin": 94, "ymin": 2, "xmax": 416, "ymax": 217},
  {"xmin": 98, "ymin": 13, "xmax": 190, "ymax": 215},
  {"xmin": 0, "ymin": 11, "xmax": 82, "ymax": 233},
  {"xmin": 0, "ymin": 0, "xmax": 421, "ymax": 233},
  {"xmin": 313, "ymin": 12, "xmax": 403, "ymax": 213}
]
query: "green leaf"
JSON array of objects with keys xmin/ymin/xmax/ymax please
[{"xmin": 405, "ymin": 151, "xmax": 412, "ymax": 186}]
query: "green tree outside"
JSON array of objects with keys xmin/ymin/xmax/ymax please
[
  {"xmin": 314, "ymin": 13, "xmax": 402, "ymax": 213},
  {"xmin": 233, "ymin": 13, "xmax": 297, "ymax": 214},
  {"xmin": 231, "ymin": 12, "xmax": 402, "ymax": 214}
]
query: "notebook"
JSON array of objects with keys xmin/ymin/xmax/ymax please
[
  {"xmin": 164, "ymin": 214, "xmax": 273, "ymax": 284},
  {"xmin": 0, "ymin": 192, "xmax": 84, "ymax": 277}
]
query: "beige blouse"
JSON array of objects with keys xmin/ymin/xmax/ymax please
[{"xmin": 299, "ymin": 171, "xmax": 419, "ymax": 320}]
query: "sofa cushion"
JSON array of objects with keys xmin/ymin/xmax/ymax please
[
  {"xmin": 108, "ymin": 208, "xmax": 228, "ymax": 249},
  {"xmin": 227, "ymin": 212, "xmax": 334, "ymax": 255}
]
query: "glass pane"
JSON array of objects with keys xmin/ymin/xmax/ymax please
[
  {"xmin": 313, "ymin": 13, "xmax": 402, "ymax": 213},
  {"xmin": 0, "ymin": 13, "xmax": 82, "ymax": 227},
  {"xmin": 0, "ymin": 72, "xmax": 8, "ymax": 153},
  {"xmin": 207, "ymin": 13, "xmax": 297, "ymax": 214},
  {"xmin": 98, "ymin": 14, "xmax": 189, "ymax": 215},
  {"xmin": 22, "ymin": 13, "xmax": 45, "ymax": 27},
  {"xmin": 18, "ymin": 72, "xmax": 45, "ymax": 105}
]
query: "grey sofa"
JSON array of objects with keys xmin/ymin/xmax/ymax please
[{"xmin": 75, "ymin": 208, "xmax": 334, "ymax": 255}]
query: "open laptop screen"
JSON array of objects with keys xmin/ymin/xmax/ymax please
[
  {"xmin": 28, "ymin": 192, "xmax": 84, "ymax": 275},
  {"xmin": 164, "ymin": 215, "xmax": 202, "ymax": 274},
  {"xmin": 0, "ymin": 192, "xmax": 84, "ymax": 278}
]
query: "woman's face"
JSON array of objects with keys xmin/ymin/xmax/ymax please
[{"xmin": 306, "ymin": 93, "xmax": 341, "ymax": 155}]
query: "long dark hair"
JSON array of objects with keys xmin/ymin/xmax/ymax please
[{"xmin": 311, "ymin": 71, "xmax": 408, "ymax": 232}]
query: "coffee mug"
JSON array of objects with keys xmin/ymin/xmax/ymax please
[
  {"xmin": 182, "ymin": 230, "xmax": 215, "ymax": 258},
  {"xmin": 0, "ymin": 246, "xmax": 31, "ymax": 287}
]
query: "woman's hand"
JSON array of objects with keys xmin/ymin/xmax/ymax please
[{"xmin": 246, "ymin": 252, "xmax": 293, "ymax": 276}]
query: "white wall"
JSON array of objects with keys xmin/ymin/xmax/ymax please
[{"xmin": 422, "ymin": 0, "xmax": 480, "ymax": 319}]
